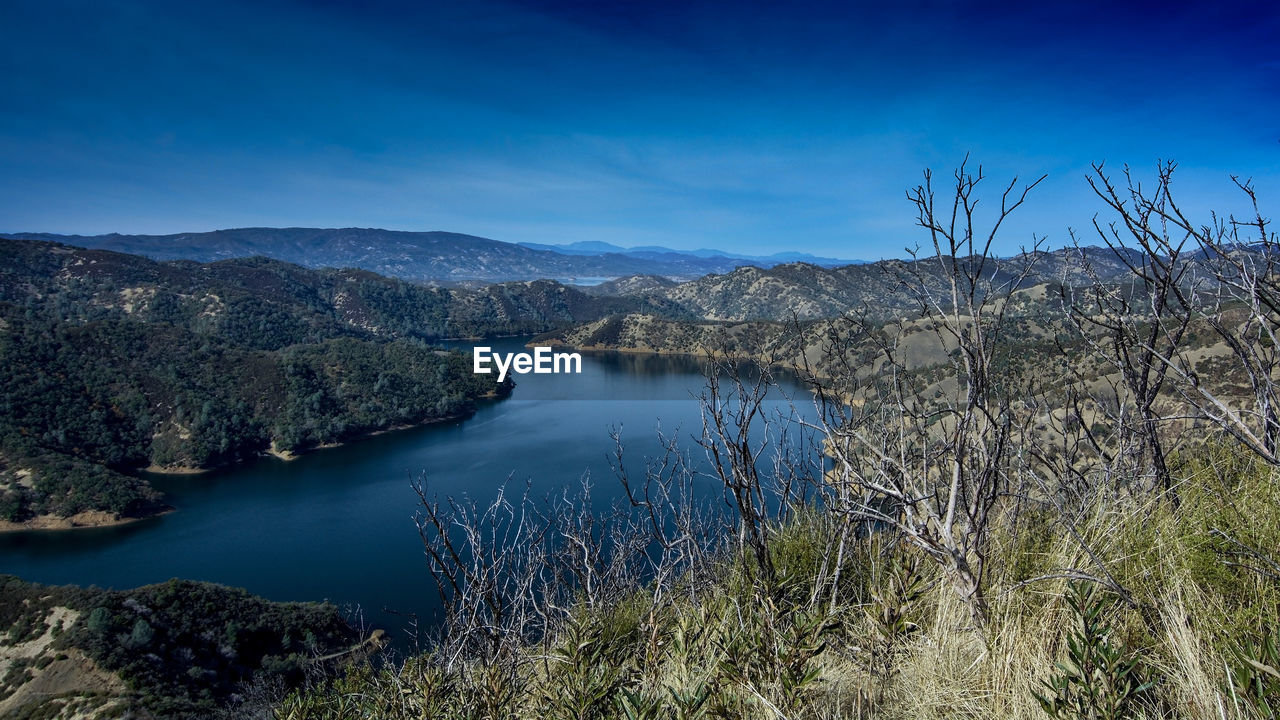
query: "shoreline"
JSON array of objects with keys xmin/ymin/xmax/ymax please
[
  {"xmin": 262, "ymin": 408, "xmax": 492, "ymax": 462},
  {"xmin": 6, "ymin": 402, "xmax": 511, "ymax": 535},
  {"xmin": 527, "ymin": 337, "xmax": 809, "ymax": 366},
  {"xmin": 438, "ymin": 331, "xmax": 542, "ymax": 342},
  {"xmin": 0, "ymin": 506, "xmax": 176, "ymax": 535},
  {"xmin": 143, "ymin": 464, "xmax": 210, "ymax": 475},
  {"xmin": 525, "ymin": 339, "xmax": 826, "ymax": 390}
]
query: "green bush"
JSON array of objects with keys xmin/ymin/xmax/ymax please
[
  {"xmin": 1229, "ymin": 631, "xmax": 1280, "ymax": 719},
  {"xmin": 1035, "ymin": 581, "xmax": 1154, "ymax": 720}
]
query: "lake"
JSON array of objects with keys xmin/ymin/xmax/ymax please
[{"xmin": 0, "ymin": 337, "xmax": 818, "ymax": 650}]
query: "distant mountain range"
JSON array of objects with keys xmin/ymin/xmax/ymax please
[
  {"xmin": 2, "ymin": 229, "xmax": 1144, "ymax": 325},
  {"xmin": 0, "ymin": 238, "xmax": 687, "ymax": 342},
  {"xmin": 3, "ymin": 228, "xmax": 863, "ymax": 285},
  {"xmin": 517, "ymin": 240, "xmax": 861, "ymax": 267}
]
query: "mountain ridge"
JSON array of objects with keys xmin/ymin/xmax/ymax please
[
  {"xmin": 4, "ymin": 227, "xmax": 851, "ymax": 285},
  {"xmin": 516, "ymin": 239, "xmax": 862, "ymax": 266},
  {"xmin": 582, "ymin": 246, "xmax": 1143, "ymax": 322}
]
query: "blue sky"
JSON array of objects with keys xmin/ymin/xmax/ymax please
[{"xmin": 2, "ymin": 0, "xmax": 1278, "ymax": 258}]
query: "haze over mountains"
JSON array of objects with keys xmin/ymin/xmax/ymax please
[
  {"xmin": 516, "ymin": 240, "xmax": 858, "ymax": 266},
  {"xmin": 5, "ymin": 228, "xmax": 863, "ymax": 286}
]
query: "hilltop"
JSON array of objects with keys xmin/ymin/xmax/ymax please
[
  {"xmin": 0, "ymin": 575, "xmax": 362, "ymax": 719},
  {"xmin": 581, "ymin": 246, "xmax": 1141, "ymax": 322}
]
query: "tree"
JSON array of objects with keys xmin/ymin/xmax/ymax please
[
  {"xmin": 1088, "ymin": 162, "xmax": 1280, "ymax": 466},
  {"xmin": 810, "ymin": 157, "xmax": 1044, "ymax": 633},
  {"xmin": 1054, "ymin": 162, "xmax": 1196, "ymax": 500}
]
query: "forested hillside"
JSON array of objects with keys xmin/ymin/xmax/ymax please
[
  {"xmin": 0, "ymin": 574, "xmax": 362, "ymax": 719},
  {"xmin": 0, "ymin": 239, "xmax": 541, "ymax": 527},
  {"xmin": 0, "ymin": 238, "xmax": 685, "ymax": 342}
]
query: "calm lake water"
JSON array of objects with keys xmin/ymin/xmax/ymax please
[{"xmin": 0, "ymin": 337, "xmax": 816, "ymax": 649}]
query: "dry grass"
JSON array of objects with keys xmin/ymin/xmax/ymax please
[{"xmin": 278, "ymin": 451, "xmax": 1280, "ymax": 720}]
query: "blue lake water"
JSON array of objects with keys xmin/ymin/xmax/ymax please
[{"xmin": 0, "ymin": 337, "xmax": 816, "ymax": 649}]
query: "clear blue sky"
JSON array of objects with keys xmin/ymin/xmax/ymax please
[{"xmin": 2, "ymin": 0, "xmax": 1278, "ymax": 258}]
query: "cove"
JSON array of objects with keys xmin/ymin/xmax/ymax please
[{"xmin": 0, "ymin": 337, "xmax": 816, "ymax": 649}]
